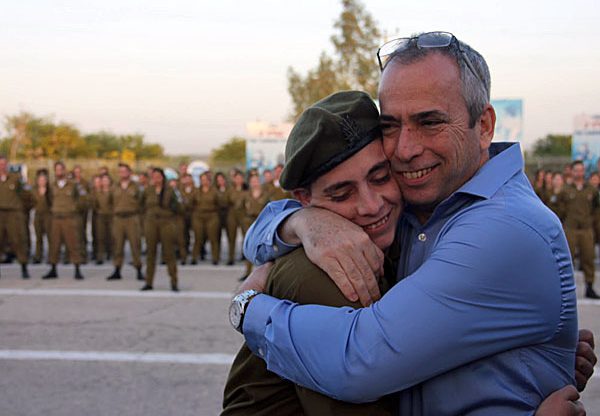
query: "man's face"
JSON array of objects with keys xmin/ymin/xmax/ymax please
[
  {"xmin": 572, "ymin": 163, "xmax": 585, "ymax": 182},
  {"xmin": 0, "ymin": 158, "xmax": 7, "ymax": 173},
  {"xmin": 302, "ymin": 141, "xmax": 402, "ymax": 250},
  {"xmin": 263, "ymin": 171, "xmax": 273, "ymax": 183},
  {"xmin": 118, "ymin": 166, "xmax": 130, "ymax": 181},
  {"xmin": 379, "ymin": 53, "xmax": 492, "ymax": 219},
  {"xmin": 55, "ymin": 164, "xmax": 65, "ymax": 179}
]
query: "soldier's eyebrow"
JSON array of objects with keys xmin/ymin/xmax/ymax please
[
  {"xmin": 367, "ymin": 160, "xmax": 390, "ymax": 176},
  {"xmin": 322, "ymin": 180, "xmax": 355, "ymax": 196}
]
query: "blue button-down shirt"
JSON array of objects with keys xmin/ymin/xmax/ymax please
[{"xmin": 242, "ymin": 143, "xmax": 578, "ymax": 415}]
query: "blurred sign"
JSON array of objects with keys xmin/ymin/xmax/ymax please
[
  {"xmin": 491, "ymin": 99, "xmax": 523, "ymax": 142},
  {"xmin": 246, "ymin": 138, "xmax": 286, "ymax": 174},
  {"xmin": 187, "ymin": 160, "xmax": 210, "ymax": 187},
  {"xmin": 572, "ymin": 114, "xmax": 600, "ymax": 176}
]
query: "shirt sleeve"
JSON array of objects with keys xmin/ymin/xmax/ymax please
[
  {"xmin": 243, "ymin": 199, "xmax": 302, "ymax": 265},
  {"xmin": 243, "ymin": 208, "xmax": 573, "ymax": 402}
]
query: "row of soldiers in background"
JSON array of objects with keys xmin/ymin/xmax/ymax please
[
  {"xmin": 0, "ymin": 155, "xmax": 290, "ymax": 289},
  {"xmin": 532, "ymin": 160, "xmax": 600, "ymax": 299}
]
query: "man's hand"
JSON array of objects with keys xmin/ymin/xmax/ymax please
[
  {"xmin": 575, "ymin": 329, "xmax": 596, "ymax": 392},
  {"xmin": 535, "ymin": 385, "xmax": 585, "ymax": 416},
  {"xmin": 236, "ymin": 262, "xmax": 273, "ymax": 295},
  {"xmin": 285, "ymin": 206, "xmax": 385, "ymax": 306}
]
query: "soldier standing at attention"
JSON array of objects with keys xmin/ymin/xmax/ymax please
[
  {"xmin": 140, "ymin": 168, "xmax": 180, "ymax": 292},
  {"xmin": 169, "ymin": 178, "xmax": 188, "ymax": 264},
  {"xmin": 559, "ymin": 160, "xmax": 599, "ymax": 298},
  {"xmin": 32, "ymin": 170, "xmax": 52, "ymax": 264},
  {"xmin": 107, "ymin": 163, "xmax": 144, "ymax": 281},
  {"xmin": 72, "ymin": 165, "xmax": 90, "ymax": 263},
  {"xmin": 226, "ymin": 170, "xmax": 247, "ymax": 265},
  {"xmin": 177, "ymin": 173, "xmax": 195, "ymax": 265},
  {"xmin": 214, "ymin": 172, "xmax": 230, "ymax": 264},
  {"xmin": 92, "ymin": 173, "xmax": 113, "ymax": 264},
  {"xmin": 191, "ymin": 172, "xmax": 220, "ymax": 265},
  {"xmin": 43, "ymin": 161, "xmax": 84, "ymax": 280},
  {"xmin": 261, "ymin": 169, "xmax": 275, "ymax": 197},
  {"xmin": 240, "ymin": 173, "xmax": 269, "ymax": 280},
  {"xmin": 0, "ymin": 155, "xmax": 30, "ymax": 278}
]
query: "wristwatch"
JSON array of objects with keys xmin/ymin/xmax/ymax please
[{"xmin": 229, "ymin": 289, "xmax": 260, "ymax": 334}]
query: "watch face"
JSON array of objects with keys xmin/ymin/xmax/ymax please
[{"xmin": 229, "ymin": 302, "xmax": 242, "ymax": 329}]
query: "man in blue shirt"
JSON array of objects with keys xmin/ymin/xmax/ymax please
[{"xmin": 232, "ymin": 33, "xmax": 591, "ymax": 414}]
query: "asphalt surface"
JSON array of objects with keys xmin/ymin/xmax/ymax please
[{"xmin": 0, "ymin": 261, "xmax": 599, "ymax": 415}]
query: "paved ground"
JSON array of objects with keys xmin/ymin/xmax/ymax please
[{"xmin": 0, "ymin": 262, "xmax": 599, "ymax": 415}]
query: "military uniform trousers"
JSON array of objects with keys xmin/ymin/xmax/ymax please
[
  {"xmin": 79, "ymin": 210, "xmax": 89, "ymax": 260},
  {"xmin": 226, "ymin": 209, "xmax": 246, "ymax": 263},
  {"xmin": 0, "ymin": 209, "xmax": 29, "ymax": 264},
  {"xmin": 565, "ymin": 227, "xmax": 596, "ymax": 284},
  {"xmin": 175, "ymin": 214, "xmax": 188, "ymax": 260},
  {"xmin": 192, "ymin": 212, "xmax": 220, "ymax": 263},
  {"xmin": 33, "ymin": 210, "xmax": 51, "ymax": 262},
  {"xmin": 94, "ymin": 213, "xmax": 112, "ymax": 261},
  {"xmin": 112, "ymin": 214, "xmax": 142, "ymax": 268},
  {"xmin": 145, "ymin": 215, "xmax": 177, "ymax": 286},
  {"xmin": 49, "ymin": 215, "xmax": 82, "ymax": 265}
]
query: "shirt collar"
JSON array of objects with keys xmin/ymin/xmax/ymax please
[{"xmin": 453, "ymin": 142, "xmax": 522, "ymax": 200}]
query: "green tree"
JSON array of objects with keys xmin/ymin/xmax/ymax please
[
  {"xmin": 532, "ymin": 134, "xmax": 572, "ymax": 157},
  {"xmin": 210, "ymin": 137, "xmax": 246, "ymax": 166},
  {"xmin": 287, "ymin": 0, "xmax": 381, "ymax": 120}
]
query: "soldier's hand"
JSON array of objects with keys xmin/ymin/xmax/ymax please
[
  {"xmin": 289, "ymin": 206, "xmax": 384, "ymax": 306},
  {"xmin": 575, "ymin": 329, "xmax": 596, "ymax": 392},
  {"xmin": 535, "ymin": 385, "xmax": 585, "ymax": 416},
  {"xmin": 236, "ymin": 262, "xmax": 273, "ymax": 295}
]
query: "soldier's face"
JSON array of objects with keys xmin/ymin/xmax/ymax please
[
  {"xmin": 55, "ymin": 164, "xmax": 65, "ymax": 178},
  {"xmin": 301, "ymin": 140, "xmax": 402, "ymax": 251},
  {"xmin": 119, "ymin": 166, "xmax": 130, "ymax": 181},
  {"xmin": 0, "ymin": 158, "xmax": 6, "ymax": 173},
  {"xmin": 572, "ymin": 164, "xmax": 585, "ymax": 181}
]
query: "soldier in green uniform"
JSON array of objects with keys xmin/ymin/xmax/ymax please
[
  {"xmin": 225, "ymin": 170, "xmax": 247, "ymax": 265},
  {"xmin": 177, "ymin": 173, "xmax": 195, "ymax": 265},
  {"xmin": 0, "ymin": 155, "xmax": 31, "ymax": 278},
  {"xmin": 268, "ymin": 163, "xmax": 292, "ymax": 201},
  {"xmin": 106, "ymin": 163, "xmax": 144, "ymax": 281},
  {"xmin": 240, "ymin": 174, "xmax": 270, "ymax": 279},
  {"xmin": 214, "ymin": 172, "xmax": 230, "ymax": 264},
  {"xmin": 43, "ymin": 161, "xmax": 84, "ymax": 279},
  {"xmin": 191, "ymin": 172, "xmax": 221, "ymax": 265},
  {"xmin": 545, "ymin": 172, "xmax": 565, "ymax": 220},
  {"xmin": 72, "ymin": 165, "xmax": 90, "ymax": 263},
  {"xmin": 140, "ymin": 168, "xmax": 180, "ymax": 292},
  {"xmin": 92, "ymin": 174, "xmax": 113, "ymax": 264},
  {"xmin": 32, "ymin": 171, "xmax": 52, "ymax": 264},
  {"xmin": 90, "ymin": 175, "xmax": 102, "ymax": 261},
  {"xmin": 222, "ymin": 91, "xmax": 401, "ymax": 415},
  {"xmin": 559, "ymin": 160, "xmax": 599, "ymax": 298}
]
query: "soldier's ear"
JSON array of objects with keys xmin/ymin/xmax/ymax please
[{"xmin": 292, "ymin": 188, "xmax": 311, "ymax": 206}]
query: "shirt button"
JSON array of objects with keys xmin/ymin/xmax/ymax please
[
  {"xmin": 273, "ymin": 245, "xmax": 279, "ymax": 252},
  {"xmin": 418, "ymin": 233, "xmax": 427, "ymax": 242},
  {"xmin": 258, "ymin": 348, "xmax": 265, "ymax": 357}
]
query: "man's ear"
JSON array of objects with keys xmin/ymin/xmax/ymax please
[
  {"xmin": 292, "ymin": 188, "xmax": 311, "ymax": 206},
  {"xmin": 478, "ymin": 103, "xmax": 496, "ymax": 152}
]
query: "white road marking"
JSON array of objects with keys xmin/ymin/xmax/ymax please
[
  {"xmin": 0, "ymin": 288, "xmax": 232, "ymax": 299},
  {"xmin": 0, "ymin": 350, "xmax": 235, "ymax": 365}
]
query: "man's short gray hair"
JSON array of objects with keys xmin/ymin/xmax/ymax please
[{"xmin": 383, "ymin": 34, "xmax": 491, "ymax": 128}]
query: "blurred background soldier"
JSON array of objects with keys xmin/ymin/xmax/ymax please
[
  {"xmin": 107, "ymin": 163, "xmax": 144, "ymax": 281},
  {"xmin": 169, "ymin": 178, "xmax": 188, "ymax": 264},
  {"xmin": 140, "ymin": 168, "xmax": 180, "ymax": 291},
  {"xmin": 545, "ymin": 172, "xmax": 565, "ymax": 220},
  {"xmin": 214, "ymin": 172, "xmax": 230, "ymax": 264},
  {"xmin": 177, "ymin": 173, "xmax": 195, "ymax": 265},
  {"xmin": 191, "ymin": 172, "xmax": 220, "ymax": 265},
  {"xmin": 32, "ymin": 170, "xmax": 52, "ymax": 264},
  {"xmin": 261, "ymin": 168, "xmax": 275, "ymax": 196},
  {"xmin": 43, "ymin": 161, "xmax": 84, "ymax": 279},
  {"xmin": 226, "ymin": 170, "xmax": 246, "ymax": 265},
  {"xmin": 0, "ymin": 155, "xmax": 30, "ymax": 278},
  {"xmin": 240, "ymin": 173, "xmax": 269, "ymax": 280},
  {"xmin": 92, "ymin": 173, "xmax": 113, "ymax": 265},
  {"xmin": 269, "ymin": 163, "xmax": 291, "ymax": 201},
  {"xmin": 559, "ymin": 160, "xmax": 599, "ymax": 298},
  {"xmin": 90, "ymin": 175, "xmax": 101, "ymax": 261},
  {"xmin": 72, "ymin": 165, "xmax": 90, "ymax": 263}
]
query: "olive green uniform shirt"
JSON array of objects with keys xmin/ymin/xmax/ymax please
[
  {"xmin": 559, "ymin": 183, "xmax": 599, "ymax": 229},
  {"xmin": 222, "ymin": 248, "xmax": 397, "ymax": 416},
  {"xmin": 0, "ymin": 172, "xmax": 24, "ymax": 210},
  {"xmin": 112, "ymin": 181, "xmax": 141, "ymax": 214}
]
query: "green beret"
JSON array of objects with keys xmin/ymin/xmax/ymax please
[{"xmin": 280, "ymin": 90, "xmax": 381, "ymax": 190}]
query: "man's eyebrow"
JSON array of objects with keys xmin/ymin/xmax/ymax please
[
  {"xmin": 322, "ymin": 180, "xmax": 355, "ymax": 195},
  {"xmin": 367, "ymin": 160, "xmax": 390, "ymax": 176},
  {"xmin": 410, "ymin": 110, "xmax": 449, "ymax": 122},
  {"xmin": 379, "ymin": 115, "xmax": 397, "ymax": 123}
]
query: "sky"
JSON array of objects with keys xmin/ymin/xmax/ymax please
[{"xmin": 1, "ymin": 0, "xmax": 599, "ymax": 154}]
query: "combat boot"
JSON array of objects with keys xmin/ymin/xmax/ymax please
[
  {"xmin": 42, "ymin": 264, "xmax": 58, "ymax": 279},
  {"xmin": 21, "ymin": 263, "xmax": 30, "ymax": 279},
  {"xmin": 585, "ymin": 283, "xmax": 600, "ymax": 299},
  {"xmin": 106, "ymin": 267, "xmax": 122, "ymax": 281},
  {"xmin": 136, "ymin": 266, "xmax": 145, "ymax": 281},
  {"xmin": 74, "ymin": 265, "xmax": 84, "ymax": 280}
]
